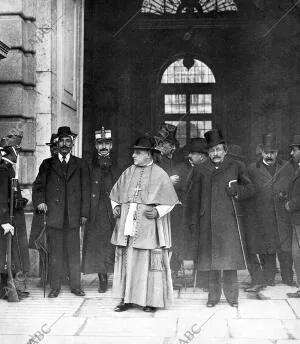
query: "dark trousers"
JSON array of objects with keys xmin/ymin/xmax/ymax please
[
  {"xmin": 248, "ymin": 252, "xmax": 293, "ymax": 285},
  {"xmin": 208, "ymin": 270, "xmax": 238, "ymax": 303},
  {"xmin": 47, "ymin": 227, "xmax": 81, "ymax": 290}
]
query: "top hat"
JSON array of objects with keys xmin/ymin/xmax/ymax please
[
  {"xmin": 0, "ymin": 133, "xmax": 23, "ymax": 148},
  {"xmin": 95, "ymin": 127, "xmax": 112, "ymax": 141},
  {"xmin": 204, "ymin": 129, "xmax": 225, "ymax": 148},
  {"xmin": 131, "ymin": 136, "xmax": 161, "ymax": 153},
  {"xmin": 261, "ymin": 133, "xmax": 278, "ymax": 152},
  {"xmin": 154, "ymin": 122, "xmax": 178, "ymax": 145},
  {"xmin": 290, "ymin": 135, "xmax": 300, "ymax": 147},
  {"xmin": 186, "ymin": 138, "xmax": 207, "ymax": 154},
  {"xmin": 45, "ymin": 134, "xmax": 58, "ymax": 146},
  {"xmin": 56, "ymin": 126, "xmax": 77, "ymax": 139},
  {"xmin": 227, "ymin": 144, "xmax": 245, "ymax": 162}
]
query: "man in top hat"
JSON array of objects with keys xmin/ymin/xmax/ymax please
[
  {"xmin": 191, "ymin": 129, "xmax": 254, "ymax": 307},
  {"xmin": 82, "ymin": 127, "xmax": 120, "ymax": 293},
  {"xmin": 243, "ymin": 133, "xmax": 294, "ymax": 292},
  {"xmin": 110, "ymin": 135, "xmax": 178, "ymax": 312},
  {"xmin": 32, "ymin": 126, "xmax": 90, "ymax": 297},
  {"xmin": 285, "ymin": 135, "xmax": 300, "ymax": 298},
  {"xmin": 45, "ymin": 134, "xmax": 58, "ymax": 157},
  {"xmin": 0, "ymin": 133, "xmax": 30, "ymax": 299}
]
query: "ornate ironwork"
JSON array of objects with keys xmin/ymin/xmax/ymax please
[{"xmin": 141, "ymin": 0, "xmax": 238, "ymax": 15}]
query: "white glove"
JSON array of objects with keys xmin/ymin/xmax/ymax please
[
  {"xmin": 170, "ymin": 175, "xmax": 180, "ymax": 185},
  {"xmin": 1, "ymin": 223, "xmax": 14, "ymax": 236}
]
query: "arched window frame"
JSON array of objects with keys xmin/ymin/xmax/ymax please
[{"xmin": 158, "ymin": 57, "xmax": 216, "ymax": 147}]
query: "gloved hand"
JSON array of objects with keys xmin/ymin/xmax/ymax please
[
  {"xmin": 113, "ymin": 205, "xmax": 121, "ymax": 218},
  {"xmin": 226, "ymin": 184, "xmax": 239, "ymax": 197},
  {"xmin": 1, "ymin": 223, "xmax": 14, "ymax": 236},
  {"xmin": 144, "ymin": 207, "xmax": 158, "ymax": 219},
  {"xmin": 80, "ymin": 217, "xmax": 88, "ymax": 226},
  {"xmin": 170, "ymin": 175, "xmax": 180, "ymax": 185},
  {"xmin": 37, "ymin": 203, "xmax": 47, "ymax": 213}
]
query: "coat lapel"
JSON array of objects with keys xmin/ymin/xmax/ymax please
[
  {"xmin": 291, "ymin": 167, "xmax": 300, "ymax": 184},
  {"xmin": 66, "ymin": 155, "xmax": 78, "ymax": 180},
  {"xmin": 51, "ymin": 155, "xmax": 64, "ymax": 179}
]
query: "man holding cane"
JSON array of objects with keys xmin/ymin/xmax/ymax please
[
  {"xmin": 192, "ymin": 129, "xmax": 254, "ymax": 307},
  {"xmin": 32, "ymin": 126, "xmax": 90, "ymax": 298}
]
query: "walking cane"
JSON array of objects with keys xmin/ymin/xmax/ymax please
[
  {"xmin": 6, "ymin": 177, "xmax": 20, "ymax": 302},
  {"xmin": 228, "ymin": 180, "xmax": 248, "ymax": 270}
]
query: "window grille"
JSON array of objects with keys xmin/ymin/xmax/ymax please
[{"xmin": 161, "ymin": 58, "xmax": 215, "ymax": 146}]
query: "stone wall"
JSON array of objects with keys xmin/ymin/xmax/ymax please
[{"xmin": 0, "ymin": 0, "xmax": 85, "ymax": 276}]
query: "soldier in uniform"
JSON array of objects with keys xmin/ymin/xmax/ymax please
[
  {"xmin": 32, "ymin": 126, "xmax": 90, "ymax": 298},
  {"xmin": 82, "ymin": 127, "xmax": 119, "ymax": 292},
  {"xmin": 0, "ymin": 133, "xmax": 30, "ymax": 300}
]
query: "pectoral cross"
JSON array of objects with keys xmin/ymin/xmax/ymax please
[{"xmin": 134, "ymin": 186, "xmax": 142, "ymax": 197}]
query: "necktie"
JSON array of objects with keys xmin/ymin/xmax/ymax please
[{"xmin": 61, "ymin": 156, "xmax": 67, "ymax": 178}]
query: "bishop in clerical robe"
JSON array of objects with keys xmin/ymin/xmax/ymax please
[{"xmin": 110, "ymin": 136, "xmax": 179, "ymax": 312}]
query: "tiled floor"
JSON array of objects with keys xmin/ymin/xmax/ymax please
[{"xmin": 1, "ymin": 271, "xmax": 300, "ymax": 344}]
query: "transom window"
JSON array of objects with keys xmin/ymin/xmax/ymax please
[
  {"xmin": 142, "ymin": 0, "xmax": 238, "ymax": 15},
  {"xmin": 161, "ymin": 58, "xmax": 215, "ymax": 147}
]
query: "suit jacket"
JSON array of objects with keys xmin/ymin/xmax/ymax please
[{"xmin": 32, "ymin": 155, "xmax": 90, "ymax": 229}]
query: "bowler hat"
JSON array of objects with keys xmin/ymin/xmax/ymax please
[
  {"xmin": 290, "ymin": 135, "xmax": 300, "ymax": 147},
  {"xmin": 56, "ymin": 126, "xmax": 77, "ymax": 139},
  {"xmin": 261, "ymin": 133, "xmax": 278, "ymax": 152},
  {"xmin": 45, "ymin": 134, "xmax": 58, "ymax": 146},
  {"xmin": 131, "ymin": 136, "xmax": 161, "ymax": 153},
  {"xmin": 186, "ymin": 138, "xmax": 207, "ymax": 154},
  {"xmin": 204, "ymin": 129, "xmax": 226, "ymax": 148}
]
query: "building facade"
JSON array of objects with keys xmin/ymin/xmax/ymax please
[{"xmin": 0, "ymin": 0, "xmax": 300, "ymax": 274}]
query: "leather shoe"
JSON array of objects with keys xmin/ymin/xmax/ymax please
[
  {"xmin": 71, "ymin": 288, "xmax": 85, "ymax": 296},
  {"xmin": 245, "ymin": 284, "xmax": 264, "ymax": 293},
  {"xmin": 143, "ymin": 306, "xmax": 156, "ymax": 312},
  {"xmin": 206, "ymin": 301, "xmax": 217, "ymax": 308},
  {"xmin": 114, "ymin": 302, "xmax": 132, "ymax": 312},
  {"xmin": 48, "ymin": 289, "xmax": 60, "ymax": 298},
  {"xmin": 229, "ymin": 301, "xmax": 239, "ymax": 308},
  {"xmin": 287, "ymin": 290, "xmax": 300, "ymax": 298}
]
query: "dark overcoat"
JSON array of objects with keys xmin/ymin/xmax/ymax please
[
  {"xmin": 243, "ymin": 160, "xmax": 294, "ymax": 253},
  {"xmin": 82, "ymin": 155, "xmax": 120, "ymax": 274},
  {"xmin": 170, "ymin": 160, "xmax": 196, "ymax": 260},
  {"xmin": 32, "ymin": 155, "xmax": 90, "ymax": 229},
  {"xmin": 192, "ymin": 156, "xmax": 254, "ymax": 271},
  {"xmin": 286, "ymin": 166, "xmax": 300, "ymax": 242},
  {"xmin": 0, "ymin": 162, "xmax": 30, "ymax": 273}
]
